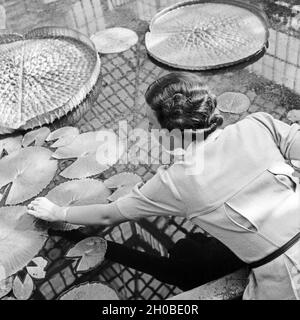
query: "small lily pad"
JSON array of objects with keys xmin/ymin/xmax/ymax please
[
  {"xmin": 217, "ymin": 92, "xmax": 250, "ymax": 114},
  {"xmin": 46, "ymin": 126, "xmax": 80, "ymax": 148},
  {"xmin": 107, "ymin": 184, "xmax": 136, "ymax": 201},
  {"xmin": 104, "ymin": 173, "xmax": 142, "ymax": 189},
  {"xmin": 287, "ymin": 110, "xmax": 300, "ymax": 123},
  {"xmin": 46, "ymin": 179, "xmax": 111, "ymax": 230},
  {"xmin": 90, "ymin": 27, "xmax": 138, "ymax": 54},
  {"xmin": 0, "ymin": 135, "xmax": 22, "ymax": 157},
  {"xmin": 66, "ymin": 237, "xmax": 107, "ymax": 273},
  {"xmin": 105, "ymin": 173, "xmax": 142, "ymax": 201},
  {"xmin": 26, "ymin": 257, "xmax": 48, "ymax": 279},
  {"xmin": 59, "ymin": 282, "xmax": 119, "ymax": 300},
  {"xmin": 0, "ymin": 147, "xmax": 57, "ymax": 205},
  {"xmin": 0, "ymin": 206, "xmax": 47, "ymax": 278},
  {"xmin": 12, "ymin": 274, "xmax": 34, "ymax": 300},
  {"xmin": 22, "ymin": 127, "xmax": 50, "ymax": 147},
  {"xmin": 0, "ymin": 276, "xmax": 13, "ymax": 299}
]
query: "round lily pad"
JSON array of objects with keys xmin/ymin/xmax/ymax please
[
  {"xmin": 90, "ymin": 27, "xmax": 138, "ymax": 54},
  {"xmin": 59, "ymin": 282, "xmax": 119, "ymax": 300},
  {"xmin": 0, "ymin": 206, "xmax": 46, "ymax": 279},
  {"xmin": 0, "ymin": 147, "xmax": 57, "ymax": 205},
  {"xmin": 217, "ymin": 92, "xmax": 250, "ymax": 114},
  {"xmin": 287, "ymin": 110, "xmax": 300, "ymax": 123}
]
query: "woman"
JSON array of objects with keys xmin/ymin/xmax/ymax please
[{"xmin": 28, "ymin": 72, "xmax": 300, "ymax": 300}]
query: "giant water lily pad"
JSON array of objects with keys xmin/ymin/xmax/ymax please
[
  {"xmin": 0, "ymin": 147, "xmax": 57, "ymax": 205},
  {"xmin": 217, "ymin": 92, "xmax": 250, "ymax": 114},
  {"xmin": 145, "ymin": 1, "xmax": 268, "ymax": 70},
  {"xmin": 0, "ymin": 27, "xmax": 101, "ymax": 134},
  {"xmin": 0, "ymin": 206, "xmax": 47, "ymax": 278},
  {"xmin": 59, "ymin": 282, "xmax": 119, "ymax": 300},
  {"xmin": 66, "ymin": 237, "xmax": 107, "ymax": 272}
]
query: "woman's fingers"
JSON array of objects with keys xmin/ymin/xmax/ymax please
[{"xmin": 27, "ymin": 209, "xmax": 41, "ymax": 217}]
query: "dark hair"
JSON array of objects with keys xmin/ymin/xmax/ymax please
[{"xmin": 145, "ymin": 72, "xmax": 223, "ymax": 139}]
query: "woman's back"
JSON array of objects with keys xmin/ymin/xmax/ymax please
[{"xmin": 168, "ymin": 112, "xmax": 300, "ymax": 299}]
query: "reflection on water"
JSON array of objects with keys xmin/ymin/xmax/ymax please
[{"xmin": 3, "ymin": 0, "xmax": 300, "ymax": 100}]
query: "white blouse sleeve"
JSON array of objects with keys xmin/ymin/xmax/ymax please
[
  {"xmin": 248, "ymin": 112, "xmax": 300, "ymax": 160},
  {"xmin": 114, "ymin": 166, "xmax": 187, "ymax": 220}
]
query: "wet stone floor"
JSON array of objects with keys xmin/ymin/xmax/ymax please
[{"xmin": 1, "ymin": 0, "xmax": 300, "ymax": 300}]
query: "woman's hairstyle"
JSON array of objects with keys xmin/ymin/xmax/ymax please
[{"xmin": 145, "ymin": 72, "xmax": 223, "ymax": 138}]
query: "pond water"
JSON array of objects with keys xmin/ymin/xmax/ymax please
[{"xmin": 2, "ymin": 0, "xmax": 300, "ymax": 134}]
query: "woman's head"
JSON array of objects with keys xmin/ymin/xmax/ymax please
[{"xmin": 145, "ymin": 72, "xmax": 223, "ymax": 138}]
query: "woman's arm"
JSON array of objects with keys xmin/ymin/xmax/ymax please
[
  {"xmin": 27, "ymin": 167, "xmax": 186, "ymax": 225},
  {"xmin": 27, "ymin": 197, "xmax": 127, "ymax": 226}
]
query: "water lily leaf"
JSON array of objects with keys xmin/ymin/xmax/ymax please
[
  {"xmin": 52, "ymin": 132, "xmax": 103, "ymax": 160},
  {"xmin": 217, "ymin": 92, "xmax": 250, "ymax": 114},
  {"xmin": 46, "ymin": 179, "xmax": 111, "ymax": 230},
  {"xmin": 0, "ymin": 135, "xmax": 22, "ymax": 157},
  {"xmin": 53, "ymin": 132, "xmax": 106, "ymax": 179},
  {"xmin": 0, "ymin": 276, "xmax": 13, "ymax": 299},
  {"xmin": 47, "ymin": 179, "xmax": 111, "ymax": 206},
  {"xmin": 46, "ymin": 126, "xmax": 80, "ymax": 148},
  {"xmin": 60, "ymin": 154, "xmax": 108, "ymax": 179},
  {"xmin": 26, "ymin": 257, "xmax": 48, "ymax": 279},
  {"xmin": 53, "ymin": 131, "xmax": 123, "ymax": 179},
  {"xmin": 107, "ymin": 184, "xmax": 136, "ymax": 202},
  {"xmin": 1, "ymin": 296, "xmax": 16, "ymax": 300},
  {"xmin": 22, "ymin": 127, "xmax": 50, "ymax": 147},
  {"xmin": 287, "ymin": 110, "xmax": 300, "ymax": 123},
  {"xmin": 0, "ymin": 147, "xmax": 57, "ymax": 205},
  {"xmin": 105, "ymin": 173, "xmax": 142, "ymax": 201},
  {"xmin": 59, "ymin": 282, "xmax": 119, "ymax": 300},
  {"xmin": 66, "ymin": 237, "xmax": 107, "ymax": 272},
  {"xmin": 90, "ymin": 27, "xmax": 138, "ymax": 54},
  {"xmin": 104, "ymin": 173, "xmax": 142, "ymax": 189},
  {"xmin": 12, "ymin": 274, "xmax": 34, "ymax": 300},
  {"xmin": 0, "ymin": 206, "xmax": 47, "ymax": 278}
]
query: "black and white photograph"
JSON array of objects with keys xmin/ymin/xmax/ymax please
[{"xmin": 0, "ymin": 0, "xmax": 299, "ymax": 306}]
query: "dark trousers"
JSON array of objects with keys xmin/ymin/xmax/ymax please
[
  {"xmin": 51, "ymin": 230, "xmax": 246, "ymax": 291},
  {"xmin": 105, "ymin": 233, "xmax": 246, "ymax": 291}
]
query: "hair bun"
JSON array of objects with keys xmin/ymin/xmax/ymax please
[{"xmin": 172, "ymin": 93, "xmax": 187, "ymax": 105}]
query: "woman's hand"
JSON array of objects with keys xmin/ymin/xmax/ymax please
[{"xmin": 27, "ymin": 197, "xmax": 68, "ymax": 222}]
